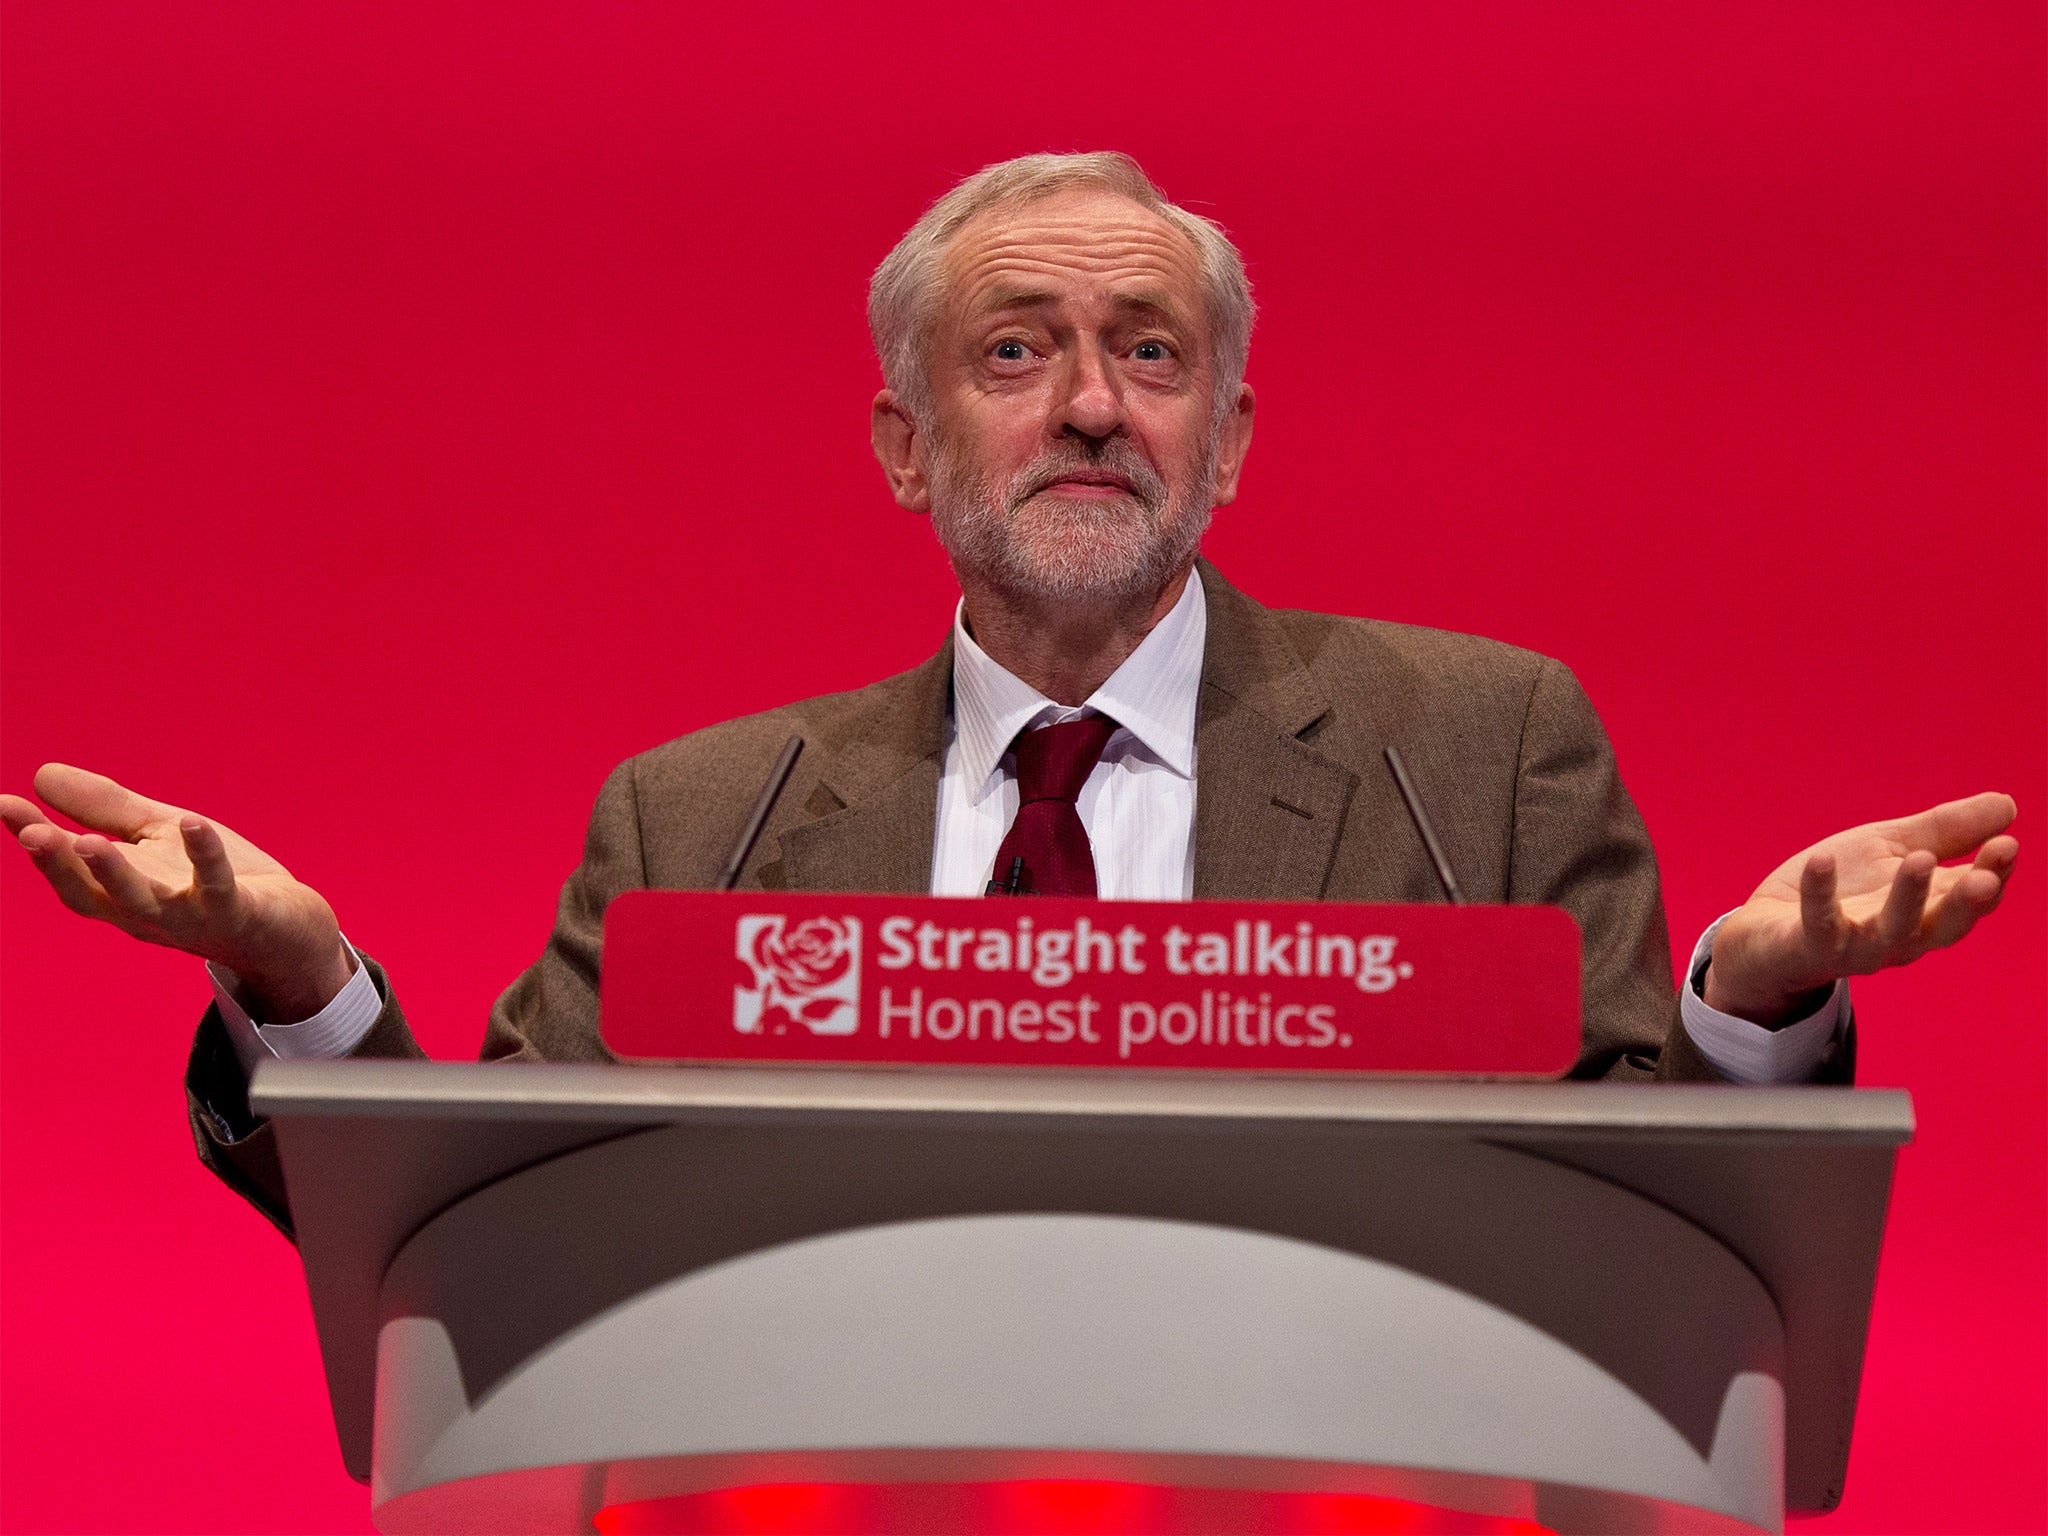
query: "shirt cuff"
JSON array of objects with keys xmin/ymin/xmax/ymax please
[
  {"xmin": 1681, "ymin": 912, "xmax": 1851, "ymax": 1084},
  {"xmin": 208, "ymin": 939, "xmax": 382, "ymax": 1080}
]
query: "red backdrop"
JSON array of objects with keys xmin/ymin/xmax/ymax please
[{"xmin": 2, "ymin": 4, "xmax": 2041, "ymax": 1532}]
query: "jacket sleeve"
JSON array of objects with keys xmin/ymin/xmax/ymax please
[
  {"xmin": 185, "ymin": 760, "xmax": 651, "ymax": 1234},
  {"xmin": 183, "ymin": 955, "xmax": 425, "ymax": 1239},
  {"xmin": 1507, "ymin": 657, "xmax": 1851, "ymax": 1084}
]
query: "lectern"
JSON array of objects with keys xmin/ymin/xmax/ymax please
[{"xmin": 254, "ymin": 1059, "xmax": 1907, "ymax": 1534}]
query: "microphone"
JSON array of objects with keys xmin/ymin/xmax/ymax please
[
  {"xmin": 986, "ymin": 856, "xmax": 1032, "ymax": 897},
  {"xmin": 1383, "ymin": 746, "xmax": 1466, "ymax": 905},
  {"xmin": 716, "ymin": 735, "xmax": 805, "ymax": 892}
]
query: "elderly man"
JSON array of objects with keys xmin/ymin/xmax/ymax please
[{"xmin": 0, "ymin": 153, "xmax": 2019, "ymax": 1234}]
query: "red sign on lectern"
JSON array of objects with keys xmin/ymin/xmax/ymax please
[{"xmin": 601, "ymin": 892, "xmax": 1581, "ymax": 1076}]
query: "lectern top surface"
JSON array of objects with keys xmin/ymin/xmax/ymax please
[
  {"xmin": 255, "ymin": 1058, "xmax": 1909, "ymax": 1514},
  {"xmin": 253, "ymin": 1058, "xmax": 1912, "ymax": 1143}
]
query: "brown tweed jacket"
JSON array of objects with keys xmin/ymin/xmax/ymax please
[{"xmin": 189, "ymin": 562, "xmax": 1830, "ymax": 1236}]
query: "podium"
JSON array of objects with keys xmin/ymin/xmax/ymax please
[{"xmin": 253, "ymin": 1059, "xmax": 1910, "ymax": 1535}]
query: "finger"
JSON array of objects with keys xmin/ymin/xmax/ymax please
[
  {"xmin": 0, "ymin": 793, "xmax": 54, "ymax": 836},
  {"xmin": 180, "ymin": 817, "xmax": 238, "ymax": 905},
  {"xmin": 1922, "ymin": 865, "xmax": 2007, "ymax": 950},
  {"xmin": 1892, "ymin": 792, "xmax": 2019, "ymax": 860},
  {"xmin": 18, "ymin": 825, "xmax": 113, "ymax": 917},
  {"xmin": 17, "ymin": 819, "xmax": 73, "ymax": 859},
  {"xmin": 1973, "ymin": 835, "xmax": 2019, "ymax": 877},
  {"xmin": 31, "ymin": 763, "xmax": 178, "ymax": 839},
  {"xmin": 74, "ymin": 835, "xmax": 163, "ymax": 919},
  {"xmin": 1875, "ymin": 849, "xmax": 1936, "ymax": 949},
  {"xmin": 1800, "ymin": 851, "xmax": 1843, "ymax": 950}
]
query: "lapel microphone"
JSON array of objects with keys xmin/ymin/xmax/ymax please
[
  {"xmin": 716, "ymin": 735, "xmax": 805, "ymax": 892},
  {"xmin": 1384, "ymin": 746, "xmax": 1467, "ymax": 905},
  {"xmin": 986, "ymin": 856, "xmax": 1033, "ymax": 896}
]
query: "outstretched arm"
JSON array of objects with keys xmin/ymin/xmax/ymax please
[
  {"xmin": 1703, "ymin": 792, "xmax": 2019, "ymax": 1026},
  {"xmin": 5, "ymin": 762, "xmax": 424, "ymax": 1235},
  {"xmin": 1, "ymin": 763, "xmax": 356, "ymax": 1020}
]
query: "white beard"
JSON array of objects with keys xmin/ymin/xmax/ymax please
[{"xmin": 926, "ymin": 432, "xmax": 1217, "ymax": 607}]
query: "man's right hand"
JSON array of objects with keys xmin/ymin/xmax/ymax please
[{"xmin": 1, "ymin": 764, "xmax": 355, "ymax": 1023}]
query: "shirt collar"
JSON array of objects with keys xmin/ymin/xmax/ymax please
[{"xmin": 950, "ymin": 573, "xmax": 1206, "ymax": 801}]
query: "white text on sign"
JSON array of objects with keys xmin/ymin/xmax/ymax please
[{"xmin": 875, "ymin": 916, "xmax": 1414, "ymax": 991}]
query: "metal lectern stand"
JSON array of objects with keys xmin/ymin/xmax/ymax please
[{"xmin": 251, "ymin": 1060, "xmax": 1911, "ymax": 1535}]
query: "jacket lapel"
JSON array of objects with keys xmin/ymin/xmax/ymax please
[
  {"xmin": 1191, "ymin": 563, "xmax": 1360, "ymax": 900},
  {"xmin": 778, "ymin": 641, "xmax": 951, "ymax": 894},
  {"xmin": 773, "ymin": 565, "xmax": 1360, "ymax": 900}
]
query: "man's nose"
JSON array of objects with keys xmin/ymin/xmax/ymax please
[{"xmin": 1054, "ymin": 344, "xmax": 1127, "ymax": 443}]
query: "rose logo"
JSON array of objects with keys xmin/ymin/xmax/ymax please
[
  {"xmin": 751, "ymin": 917, "xmax": 856, "ymax": 995},
  {"xmin": 733, "ymin": 914, "xmax": 861, "ymax": 1037}
]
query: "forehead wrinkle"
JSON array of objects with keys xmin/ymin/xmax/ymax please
[
  {"xmin": 944, "ymin": 194, "xmax": 1201, "ymax": 288},
  {"xmin": 956, "ymin": 194, "xmax": 1192, "ymax": 248},
  {"xmin": 966, "ymin": 276, "xmax": 1195, "ymax": 322},
  {"xmin": 949, "ymin": 243, "xmax": 1204, "ymax": 329},
  {"xmin": 931, "ymin": 192, "xmax": 1213, "ymax": 371},
  {"xmin": 955, "ymin": 228, "xmax": 1198, "ymax": 279}
]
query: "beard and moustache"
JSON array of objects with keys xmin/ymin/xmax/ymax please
[{"xmin": 924, "ymin": 429, "xmax": 1217, "ymax": 607}]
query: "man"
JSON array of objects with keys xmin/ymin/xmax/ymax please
[{"xmin": 0, "ymin": 153, "xmax": 2020, "ymax": 1236}]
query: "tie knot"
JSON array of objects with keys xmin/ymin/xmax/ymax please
[{"xmin": 1012, "ymin": 715, "xmax": 1118, "ymax": 806}]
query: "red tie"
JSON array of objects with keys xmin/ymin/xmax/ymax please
[{"xmin": 989, "ymin": 715, "xmax": 1119, "ymax": 896}]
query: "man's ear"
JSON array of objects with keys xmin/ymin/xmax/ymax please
[
  {"xmin": 871, "ymin": 390, "xmax": 931, "ymax": 514},
  {"xmin": 1210, "ymin": 382, "xmax": 1257, "ymax": 507}
]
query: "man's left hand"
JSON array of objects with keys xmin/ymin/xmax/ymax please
[{"xmin": 1704, "ymin": 792, "xmax": 2019, "ymax": 1027}]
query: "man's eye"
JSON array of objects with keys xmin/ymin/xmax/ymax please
[
  {"xmin": 1132, "ymin": 341, "xmax": 1171, "ymax": 361},
  {"xmin": 992, "ymin": 340, "xmax": 1029, "ymax": 361}
]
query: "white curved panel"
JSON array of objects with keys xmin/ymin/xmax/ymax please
[{"xmin": 374, "ymin": 1212, "xmax": 1783, "ymax": 1534}]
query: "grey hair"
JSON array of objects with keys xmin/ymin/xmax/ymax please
[{"xmin": 868, "ymin": 151, "xmax": 1255, "ymax": 425}]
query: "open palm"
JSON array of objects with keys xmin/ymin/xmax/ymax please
[
  {"xmin": 1, "ymin": 763, "xmax": 352, "ymax": 1020},
  {"xmin": 1705, "ymin": 792, "xmax": 2018, "ymax": 1023}
]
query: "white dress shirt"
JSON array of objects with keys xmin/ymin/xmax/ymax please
[
  {"xmin": 932, "ymin": 572, "xmax": 1206, "ymax": 900},
  {"xmin": 213, "ymin": 575, "xmax": 1847, "ymax": 1081}
]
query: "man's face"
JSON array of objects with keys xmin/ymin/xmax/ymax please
[{"xmin": 874, "ymin": 188, "xmax": 1254, "ymax": 608}]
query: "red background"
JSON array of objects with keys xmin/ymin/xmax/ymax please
[{"xmin": 2, "ymin": 3, "xmax": 2041, "ymax": 1531}]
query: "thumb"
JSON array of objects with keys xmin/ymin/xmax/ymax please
[{"xmin": 180, "ymin": 818, "xmax": 238, "ymax": 907}]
